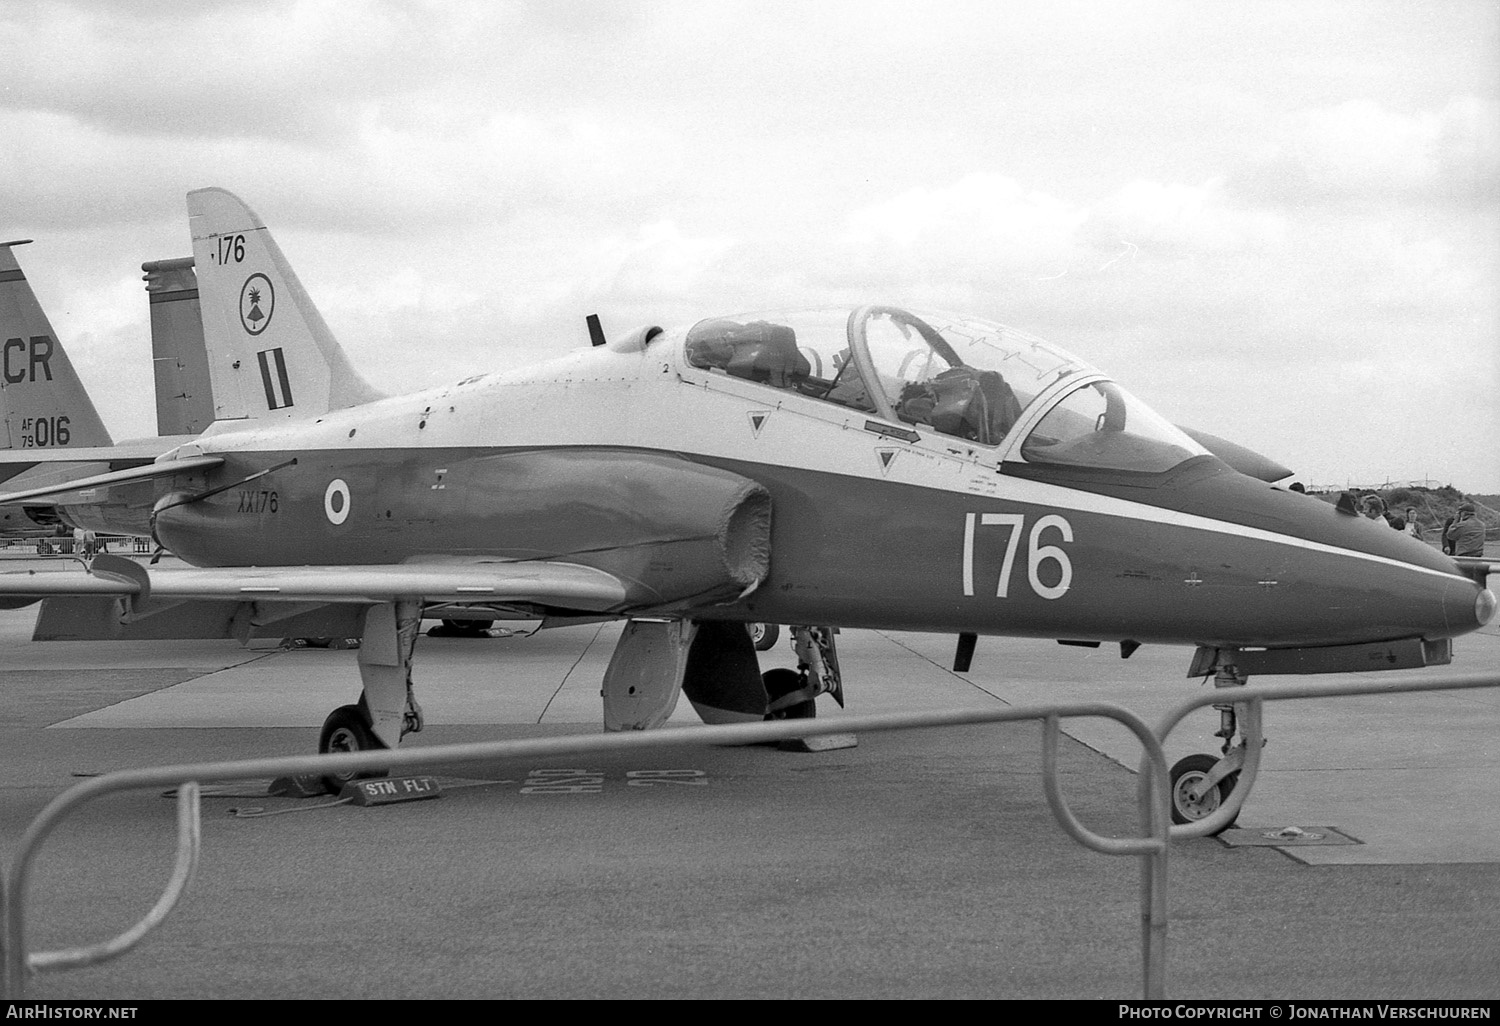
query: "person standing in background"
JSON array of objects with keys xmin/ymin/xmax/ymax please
[{"xmin": 1445, "ymin": 503, "xmax": 1485, "ymax": 557}]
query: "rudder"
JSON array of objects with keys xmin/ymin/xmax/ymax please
[
  {"xmin": 187, "ymin": 188, "xmax": 384, "ymax": 422},
  {"xmin": 143, "ymin": 256, "xmax": 215, "ymax": 436}
]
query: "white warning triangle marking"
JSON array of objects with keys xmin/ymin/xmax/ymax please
[
  {"xmin": 876, "ymin": 448, "xmax": 898, "ymax": 475},
  {"xmin": 748, "ymin": 410, "xmax": 771, "ymax": 437}
]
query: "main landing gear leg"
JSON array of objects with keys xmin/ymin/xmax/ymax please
[
  {"xmin": 759, "ymin": 627, "xmax": 854, "ymax": 752},
  {"xmin": 1169, "ymin": 659, "xmax": 1256, "ymax": 831},
  {"xmin": 765, "ymin": 626, "xmax": 847, "ymax": 719},
  {"xmin": 317, "ymin": 600, "xmax": 424, "ymax": 794}
]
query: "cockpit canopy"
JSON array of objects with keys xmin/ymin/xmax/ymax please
[{"xmin": 685, "ymin": 306, "xmax": 1208, "ymax": 475}]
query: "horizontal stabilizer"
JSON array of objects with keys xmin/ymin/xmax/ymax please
[
  {"xmin": 0, "ymin": 454, "xmax": 223, "ymax": 504},
  {"xmin": 0, "ymin": 435, "xmax": 201, "ymax": 468}
]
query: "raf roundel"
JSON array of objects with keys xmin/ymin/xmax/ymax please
[
  {"xmin": 239, "ymin": 273, "xmax": 275, "ymax": 336},
  {"xmin": 324, "ymin": 479, "xmax": 351, "ymax": 525}
]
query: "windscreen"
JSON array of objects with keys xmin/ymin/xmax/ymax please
[{"xmin": 1019, "ymin": 379, "xmax": 1209, "ymax": 473}]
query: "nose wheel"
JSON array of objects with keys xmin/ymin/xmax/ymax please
[
  {"xmin": 1169, "ymin": 754, "xmax": 1240, "ymax": 829},
  {"xmin": 1165, "ymin": 657, "xmax": 1256, "ymax": 833}
]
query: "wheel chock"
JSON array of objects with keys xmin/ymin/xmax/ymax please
[
  {"xmin": 778, "ymin": 733, "xmax": 858, "ymax": 753},
  {"xmin": 341, "ymin": 775, "xmax": 443, "ymax": 805}
]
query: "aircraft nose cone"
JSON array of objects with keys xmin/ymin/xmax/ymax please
[
  {"xmin": 1476, "ymin": 587, "xmax": 1497, "ymax": 627},
  {"xmin": 1441, "ymin": 577, "xmax": 1495, "ymax": 634}
]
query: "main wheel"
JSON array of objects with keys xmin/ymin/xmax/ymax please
[
  {"xmin": 1168, "ymin": 753, "xmax": 1240, "ymax": 830},
  {"xmin": 763, "ymin": 667, "xmax": 815, "ymax": 720},
  {"xmin": 748, "ymin": 622, "xmax": 780, "ymax": 651},
  {"xmin": 318, "ymin": 704, "xmax": 388, "ymax": 796}
]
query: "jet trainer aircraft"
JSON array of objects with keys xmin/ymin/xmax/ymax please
[
  {"xmin": 0, "ymin": 243, "xmax": 212, "ymax": 538},
  {"xmin": 0, "ymin": 189, "xmax": 1492, "ymax": 825},
  {"xmin": 0, "ymin": 239, "xmax": 120, "ymax": 537}
]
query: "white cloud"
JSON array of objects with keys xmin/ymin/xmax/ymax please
[
  {"xmin": 0, "ymin": 102, "xmax": 681, "ymax": 234},
  {"xmin": 1235, "ymin": 96, "xmax": 1500, "ymax": 206},
  {"xmin": 825, "ymin": 175, "xmax": 1094, "ymax": 308},
  {"xmin": 581, "ymin": 222, "xmax": 736, "ymax": 300},
  {"xmin": 816, "ymin": 174, "xmax": 1291, "ymax": 323},
  {"xmin": 843, "ymin": 175, "xmax": 1085, "ymax": 263},
  {"xmin": 1088, "ymin": 179, "xmax": 1286, "ymax": 255}
]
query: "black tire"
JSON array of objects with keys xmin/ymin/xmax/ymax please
[
  {"xmin": 748, "ymin": 622, "xmax": 780, "ymax": 651},
  {"xmin": 1168, "ymin": 753, "xmax": 1239, "ymax": 831},
  {"xmin": 317, "ymin": 704, "xmax": 388, "ymax": 795},
  {"xmin": 763, "ymin": 667, "xmax": 815, "ymax": 720}
]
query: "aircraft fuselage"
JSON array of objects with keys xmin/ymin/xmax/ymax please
[{"xmin": 142, "ymin": 341, "xmax": 1484, "ymax": 651}]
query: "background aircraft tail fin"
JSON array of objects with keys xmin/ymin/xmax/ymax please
[
  {"xmin": 187, "ymin": 188, "xmax": 384, "ymax": 422},
  {"xmin": 0, "ymin": 241, "xmax": 114, "ymax": 450},
  {"xmin": 143, "ymin": 257, "xmax": 215, "ymax": 436}
]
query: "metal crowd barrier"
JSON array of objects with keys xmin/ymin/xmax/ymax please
[
  {"xmin": 1146, "ymin": 670, "xmax": 1500, "ymax": 840},
  {"xmin": 1, "ymin": 703, "xmax": 1172, "ymax": 1000},
  {"xmin": 8, "ymin": 668, "xmax": 1498, "ymax": 1000}
]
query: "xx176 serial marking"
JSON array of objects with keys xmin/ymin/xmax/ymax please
[{"xmin": 236, "ymin": 489, "xmax": 278, "ymax": 514}]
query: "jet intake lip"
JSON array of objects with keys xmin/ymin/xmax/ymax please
[{"xmin": 717, "ymin": 482, "xmax": 772, "ymax": 590}]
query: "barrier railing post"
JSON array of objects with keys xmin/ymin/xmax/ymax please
[
  {"xmin": 3, "ymin": 782, "xmax": 202, "ymax": 998},
  {"xmin": 1, "ymin": 870, "xmax": 12, "ymax": 999},
  {"xmin": 1039, "ymin": 711, "xmax": 1171, "ymax": 997}
]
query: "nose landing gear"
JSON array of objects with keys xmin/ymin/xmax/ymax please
[{"xmin": 1168, "ymin": 663, "xmax": 1252, "ymax": 831}]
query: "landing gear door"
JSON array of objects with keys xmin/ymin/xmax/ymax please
[{"xmin": 602, "ymin": 619, "xmax": 695, "ymax": 731}]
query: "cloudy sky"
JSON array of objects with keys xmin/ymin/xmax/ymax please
[{"xmin": 2, "ymin": 0, "xmax": 1495, "ymax": 491}]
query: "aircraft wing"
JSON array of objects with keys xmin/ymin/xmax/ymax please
[
  {"xmin": 0, "ymin": 454, "xmax": 224, "ymax": 504},
  {"xmin": 0, "ymin": 556, "xmax": 631, "ymax": 611}
]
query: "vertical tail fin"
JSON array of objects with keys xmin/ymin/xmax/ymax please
[
  {"xmin": 0, "ymin": 241, "xmax": 113, "ymax": 450},
  {"xmin": 187, "ymin": 188, "xmax": 384, "ymax": 422},
  {"xmin": 143, "ymin": 256, "xmax": 216, "ymax": 436}
]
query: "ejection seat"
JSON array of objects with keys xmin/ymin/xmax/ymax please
[
  {"xmin": 896, "ymin": 367, "xmax": 1024, "ymax": 445},
  {"xmin": 685, "ymin": 319, "xmax": 811, "ymax": 390}
]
